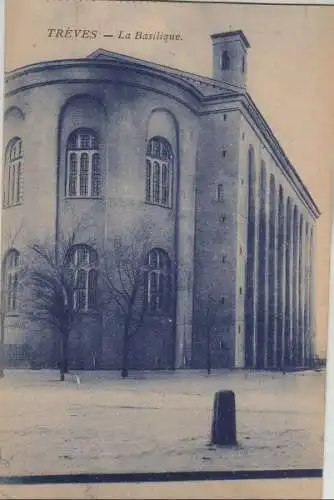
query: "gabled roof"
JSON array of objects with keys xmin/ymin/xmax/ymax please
[{"xmin": 87, "ymin": 48, "xmax": 245, "ymax": 98}]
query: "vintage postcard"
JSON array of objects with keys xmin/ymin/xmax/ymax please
[{"xmin": 0, "ymin": 0, "xmax": 333, "ymax": 498}]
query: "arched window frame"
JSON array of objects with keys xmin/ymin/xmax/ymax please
[
  {"xmin": 221, "ymin": 50, "xmax": 231, "ymax": 71},
  {"xmin": 3, "ymin": 138, "xmax": 24, "ymax": 208},
  {"xmin": 3, "ymin": 249, "xmax": 20, "ymax": 313},
  {"xmin": 69, "ymin": 245, "xmax": 98, "ymax": 312},
  {"xmin": 66, "ymin": 129, "xmax": 101, "ymax": 198},
  {"xmin": 145, "ymin": 248, "xmax": 172, "ymax": 315},
  {"xmin": 145, "ymin": 136, "xmax": 173, "ymax": 208}
]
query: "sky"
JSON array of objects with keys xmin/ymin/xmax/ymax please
[{"xmin": 4, "ymin": 0, "xmax": 334, "ymax": 355}]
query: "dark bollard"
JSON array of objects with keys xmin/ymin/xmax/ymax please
[{"xmin": 211, "ymin": 390, "xmax": 237, "ymax": 446}]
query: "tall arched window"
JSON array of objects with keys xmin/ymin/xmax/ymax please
[
  {"xmin": 145, "ymin": 137, "xmax": 173, "ymax": 208},
  {"xmin": 221, "ymin": 50, "xmax": 230, "ymax": 70},
  {"xmin": 268, "ymin": 174, "xmax": 276, "ymax": 368},
  {"xmin": 256, "ymin": 160, "xmax": 267, "ymax": 368},
  {"xmin": 66, "ymin": 129, "xmax": 101, "ymax": 198},
  {"xmin": 145, "ymin": 248, "xmax": 171, "ymax": 314},
  {"xmin": 244, "ymin": 145, "xmax": 256, "ymax": 368},
  {"xmin": 3, "ymin": 138, "xmax": 23, "ymax": 208},
  {"xmin": 69, "ymin": 245, "xmax": 98, "ymax": 311},
  {"xmin": 4, "ymin": 249, "xmax": 20, "ymax": 313}
]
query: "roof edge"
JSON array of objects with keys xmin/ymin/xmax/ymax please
[
  {"xmin": 5, "ymin": 49, "xmax": 243, "ymax": 97},
  {"xmin": 86, "ymin": 48, "xmax": 244, "ymax": 93},
  {"xmin": 243, "ymin": 94, "xmax": 320, "ymax": 219}
]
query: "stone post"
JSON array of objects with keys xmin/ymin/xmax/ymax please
[{"xmin": 211, "ymin": 390, "xmax": 237, "ymax": 446}]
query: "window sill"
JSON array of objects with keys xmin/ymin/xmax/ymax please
[
  {"xmin": 65, "ymin": 196, "xmax": 103, "ymax": 200},
  {"xmin": 74, "ymin": 309, "xmax": 101, "ymax": 316},
  {"xmin": 2, "ymin": 202, "xmax": 23, "ymax": 209},
  {"xmin": 5, "ymin": 312, "xmax": 20, "ymax": 318},
  {"xmin": 145, "ymin": 312, "xmax": 173, "ymax": 320},
  {"xmin": 145, "ymin": 201, "xmax": 172, "ymax": 210}
]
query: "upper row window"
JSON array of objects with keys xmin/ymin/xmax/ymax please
[
  {"xmin": 66, "ymin": 131, "xmax": 174, "ymax": 207},
  {"xmin": 66, "ymin": 129, "xmax": 101, "ymax": 198},
  {"xmin": 3, "ymin": 138, "xmax": 23, "ymax": 208},
  {"xmin": 3, "ymin": 131, "xmax": 175, "ymax": 208},
  {"xmin": 145, "ymin": 136, "xmax": 173, "ymax": 208}
]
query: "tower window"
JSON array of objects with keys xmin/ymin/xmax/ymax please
[
  {"xmin": 242, "ymin": 56, "xmax": 246, "ymax": 73},
  {"xmin": 221, "ymin": 50, "xmax": 230, "ymax": 71},
  {"xmin": 145, "ymin": 137, "xmax": 173, "ymax": 208},
  {"xmin": 66, "ymin": 129, "xmax": 101, "ymax": 198}
]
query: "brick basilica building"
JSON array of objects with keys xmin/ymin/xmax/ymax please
[{"xmin": 2, "ymin": 30, "xmax": 319, "ymax": 370}]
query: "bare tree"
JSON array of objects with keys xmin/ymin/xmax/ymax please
[
  {"xmin": 21, "ymin": 231, "xmax": 87, "ymax": 381},
  {"xmin": 101, "ymin": 230, "xmax": 152, "ymax": 379}
]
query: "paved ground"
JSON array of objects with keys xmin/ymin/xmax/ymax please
[{"xmin": 0, "ymin": 369, "xmax": 326, "ymax": 478}]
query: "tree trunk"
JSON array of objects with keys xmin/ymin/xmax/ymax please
[
  {"xmin": 207, "ymin": 330, "xmax": 212, "ymax": 375},
  {"xmin": 59, "ymin": 334, "xmax": 65, "ymax": 381},
  {"xmin": 121, "ymin": 326, "xmax": 129, "ymax": 379},
  {"xmin": 63, "ymin": 333, "xmax": 69, "ymax": 374}
]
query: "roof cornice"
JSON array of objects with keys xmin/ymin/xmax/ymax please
[
  {"xmin": 202, "ymin": 92, "xmax": 321, "ymax": 219},
  {"xmin": 211, "ymin": 30, "xmax": 251, "ymax": 49},
  {"xmin": 242, "ymin": 93, "xmax": 320, "ymax": 219},
  {"xmin": 200, "ymin": 90, "xmax": 320, "ymax": 219},
  {"xmin": 4, "ymin": 58, "xmax": 205, "ymax": 103},
  {"xmin": 5, "ymin": 50, "xmax": 241, "ymax": 98},
  {"xmin": 86, "ymin": 48, "xmax": 244, "ymax": 93}
]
